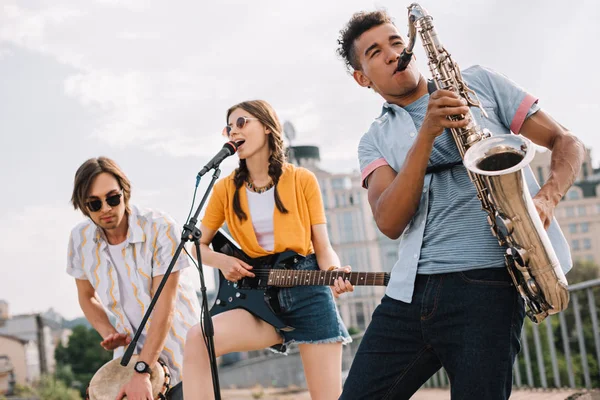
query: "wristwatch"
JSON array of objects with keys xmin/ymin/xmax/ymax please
[{"xmin": 134, "ymin": 361, "xmax": 152, "ymax": 375}]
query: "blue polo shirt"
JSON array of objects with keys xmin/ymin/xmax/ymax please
[{"xmin": 358, "ymin": 65, "xmax": 572, "ymax": 303}]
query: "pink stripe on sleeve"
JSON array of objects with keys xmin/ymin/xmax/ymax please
[
  {"xmin": 361, "ymin": 158, "xmax": 389, "ymax": 188},
  {"xmin": 510, "ymin": 94, "xmax": 538, "ymax": 134}
]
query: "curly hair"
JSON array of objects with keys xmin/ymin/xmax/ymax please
[
  {"xmin": 226, "ymin": 100, "xmax": 289, "ymax": 222},
  {"xmin": 337, "ymin": 10, "xmax": 395, "ymax": 73}
]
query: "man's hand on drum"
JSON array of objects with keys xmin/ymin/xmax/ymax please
[
  {"xmin": 100, "ymin": 332, "xmax": 131, "ymax": 351},
  {"xmin": 116, "ymin": 373, "xmax": 153, "ymax": 400},
  {"xmin": 329, "ymin": 265, "xmax": 354, "ymax": 299}
]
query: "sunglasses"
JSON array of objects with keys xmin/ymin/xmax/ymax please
[
  {"xmin": 222, "ymin": 116, "xmax": 259, "ymax": 137},
  {"xmin": 85, "ymin": 192, "xmax": 123, "ymax": 212}
]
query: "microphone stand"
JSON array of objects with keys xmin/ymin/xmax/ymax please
[{"xmin": 121, "ymin": 167, "xmax": 223, "ymax": 400}]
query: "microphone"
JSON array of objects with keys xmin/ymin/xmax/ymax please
[{"xmin": 197, "ymin": 141, "xmax": 239, "ymax": 178}]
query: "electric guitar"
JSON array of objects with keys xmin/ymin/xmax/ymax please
[{"xmin": 209, "ymin": 229, "xmax": 390, "ymax": 331}]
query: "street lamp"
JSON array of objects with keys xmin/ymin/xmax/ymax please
[{"xmin": 283, "ymin": 121, "xmax": 297, "ymax": 165}]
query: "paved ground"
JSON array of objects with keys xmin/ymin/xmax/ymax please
[{"xmin": 221, "ymin": 387, "xmax": 600, "ymax": 400}]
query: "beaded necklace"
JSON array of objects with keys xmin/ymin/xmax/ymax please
[{"xmin": 246, "ymin": 177, "xmax": 274, "ymax": 194}]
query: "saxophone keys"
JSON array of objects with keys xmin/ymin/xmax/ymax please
[
  {"xmin": 507, "ymin": 247, "xmax": 530, "ymax": 268},
  {"xmin": 526, "ymin": 279, "xmax": 540, "ymax": 296},
  {"xmin": 494, "ymin": 213, "xmax": 514, "ymax": 239}
]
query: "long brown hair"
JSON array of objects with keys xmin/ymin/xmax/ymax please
[
  {"xmin": 227, "ymin": 100, "xmax": 288, "ymax": 222},
  {"xmin": 71, "ymin": 157, "xmax": 132, "ymax": 217}
]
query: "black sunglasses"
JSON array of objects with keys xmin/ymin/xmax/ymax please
[
  {"xmin": 86, "ymin": 192, "xmax": 123, "ymax": 212},
  {"xmin": 222, "ymin": 116, "xmax": 258, "ymax": 137}
]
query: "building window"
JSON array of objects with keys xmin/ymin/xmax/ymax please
[
  {"xmin": 338, "ymin": 212, "xmax": 355, "ymax": 243},
  {"xmin": 572, "ymin": 239, "xmax": 580, "ymax": 251},
  {"xmin": 342, "ymin": 247, "xmax": 359, "ymax": 268},
  {"xmin": 565, "ymin": 206, "xmax": 575, "ymax": 217},
  {"xmin": 322, "ymin": 189, "xmax": 329, "ymax": 210},
  {"xmin": 583, "ymin": 238, "xmax": 592, "ymax": 250},
  {"xmin": 332, "ymin": 177, "xmax": 351, "ymax": 190},
  {"xmin": 578, "ymin": 205, "xmax": 587, "ymax": 216},
  {"xmin": 569, "ymin": 223, "xmax": 577, "ymax": 234},
  {"xmin": 567, "ymin": 189, "xmax": 580, "ymax": 200},
  {"xmin": 356, "ymin": 302, "xmax": 366, "ymax": 330},
  {"xmin": 581, "ymin": 222, "xmax": 589, "ymax": 233}
]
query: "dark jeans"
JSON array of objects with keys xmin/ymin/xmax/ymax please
[
  {"xmin": 167, "ymin": 382, "xmax": 183, "ymax": 400},
  {"xmin": 340, "ymin": 268, "xmax": 525, "ymax": 400}
]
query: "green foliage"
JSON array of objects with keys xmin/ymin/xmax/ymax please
[
  {"xmin": 347, "ymin": 326, "xmax": 361, "ymax": 336},
  {"xmin": 567, "ymin": 260, "xmax": 599, "ymax": 284},
  {"xmin": 37, "ymin": 375, "xmax": 81, "ymax": 400},
  {"xmin": 54, "ymin": 325, "xmax": 113, "ymax": 397},
  {"xmin": 13, "ymin": 375, "xmax": 82, "ymax": 400},
  {"xmin": 54, "ymin": 364, "xmax": 76, "ymax": 387},
  {"xmin": 514, "ymin": 263, "xmax": 600, "ymax": 389},
  {"xmin": 14, "ymin": 382, "xmax": 37, "ymax": 397}
]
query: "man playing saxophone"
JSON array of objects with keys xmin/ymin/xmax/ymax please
[{"xmin": 336, "ymin": 8, "xmax": 585, "ymax": 400}]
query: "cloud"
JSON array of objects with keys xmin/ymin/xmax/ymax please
[
  {"xmin": 0, "ymin": 205, "xmax": 84, "ymax": 319},
  {"xmin": 117, "ymin": 31, "xmax": 160, "ymax": 40},
  {"xmin": 0, "ymin": 3, "xmax": 86, "ymax": 66},
  {"xmin": 91, "ymin": 0, "xmax": 149, "ymax": 11}
]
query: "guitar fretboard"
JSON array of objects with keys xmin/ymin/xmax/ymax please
[{"xmin": 267, "ymin": 270, "xmax": 389, "ymax": 287}]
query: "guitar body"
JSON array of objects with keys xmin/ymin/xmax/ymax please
[
  {"xmin": 209, "ymin": 229, "xmax": 390, "ymax": 333},
  {"xmin": 210, "ymin": 230, "xmax": 299, "ymax": 332}
]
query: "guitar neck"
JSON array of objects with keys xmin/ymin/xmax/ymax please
[{"xmin": 267, "ymin": 270, "xmax": 389, "ymax": 287}]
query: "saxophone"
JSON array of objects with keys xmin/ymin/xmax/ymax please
[{"xmin": 397, "ymin": 3, "xmax": 569, "ymax": 323}]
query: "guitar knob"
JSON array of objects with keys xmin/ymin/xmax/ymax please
[
  {"xmin": 235, "ymin": 292, "xmax": 246, "ymax": 299},
  {"xmin": 215, "ymin": 299, "xmax": 226, "ymax": 307}
]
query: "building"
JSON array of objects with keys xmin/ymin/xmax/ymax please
[
  {"xmin": 0, "ymin": 354, "xmax": 16, "ymax": 395},
  {"xmin": 291, "ymin": 145, "xmax": 400, "ymax": 331},
  {"xmin": 530, "ymin": 147, "xmax": 599, "ymax": 266},
  {"xmin": 0, "ymin": 334, "xmax": 37, "ymax": 391},
  {"xmin": 0, "ymin": 301, "xmax": 57, "ymax": 385}
]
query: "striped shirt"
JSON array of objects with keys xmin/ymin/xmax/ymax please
[
  {"xmin": 358, "ymin": 65, "xmax": 572, "ymax": 303},
  {"xmin": 403, "ymin": 94, "xmax": 510, "ymax": 272},
  {"xmin": 66, "ymin": 205, "xmax": 201, "ymax": 384}
]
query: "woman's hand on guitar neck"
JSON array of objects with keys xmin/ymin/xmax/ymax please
[
  {"xmin": 329, "ymin": 265, "xmax": 355, "ymax": 298},
  {"xmin": 218, "ymin": 254, "xmax": 255, "ymax": 282}
]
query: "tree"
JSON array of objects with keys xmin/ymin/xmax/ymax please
[
  {"xmin": 13, "ymin": 375, "xmax": 81, "ymax": 400},
  {"xmin": 566, "ymin": 260, "xmax": 599, "ymax": 284},
  {"xmin": 514, "ymin": 261, "xmax": 600, "ymax": 389},
  {"xmin": 55, "ymin": 325, "xmax": 113, "ymax": 397}
]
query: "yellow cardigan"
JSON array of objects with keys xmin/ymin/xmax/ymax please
[{"xmin": 202, "ymin": 163, "xmax": 326, "ymax": 258}]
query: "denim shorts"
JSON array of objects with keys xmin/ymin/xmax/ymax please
[{"xmin": 271, "ymin": 254, "xmax": 351, "ymax": 353}]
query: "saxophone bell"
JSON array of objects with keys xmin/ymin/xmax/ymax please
[{"xmin": 463, "ymin": 134, "xmax": 535, "ymax": 178}]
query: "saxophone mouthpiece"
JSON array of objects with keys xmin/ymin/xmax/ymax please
[{"xmin": 396, "ymin": 50, "xmax": 412, "ymax": 72}]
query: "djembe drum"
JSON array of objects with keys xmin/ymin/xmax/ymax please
[{"xmin": 86, "ymin": 355, "xmax": 170, "ymax": 400}]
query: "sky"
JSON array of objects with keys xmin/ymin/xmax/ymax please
[{"xmin": 1, "ymin": 0, "xmax": 599, "ymax": 319}]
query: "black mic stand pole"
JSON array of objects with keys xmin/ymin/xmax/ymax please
[{"xmin": 121, "ymin": 167, "xmax": 222, "ymax": 400}]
